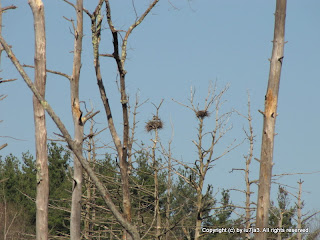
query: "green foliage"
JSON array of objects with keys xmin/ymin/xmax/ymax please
[
  {"xmin": 20, "ymin": 152, "xmax": 37, "ymax": 228},
  {"xmin": 0, "ymin": 143, "xmax": 72, "ymax": 237},
  {"xmin": 47, "ymin": 142, "xmax": 72, "ymax": 236},
  {"xmin": 170, "ymin": 168, "xmax": 198, "ymax": 239},
  {"xmin": 268, "ymin": 186, "xmax": 296, "ymax": 239},
  {"xmin": 203, "ymin": 189, "xmax": 236, "ymax": 240},
  {"xmin": 2, "ymin": 144, "xmax": 304, "ymax": 240},
  {"xmin": 0, "ymin": 154, "xmax": 22, "ymax": 203}
]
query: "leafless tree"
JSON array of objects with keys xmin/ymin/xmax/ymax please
[
  {"xmin": 256, "ymin": 1, "xmax": 287, "ymax": 239},
  {"xmin": 231, "ymin": 93, "xmax": 257, "ymax": 239},
  {"xmin": 27, "ymin": 1, "xmax": 50, "ymax": 239},
  {"xmin": 146, "ymin": 100, "xmax": 164, "ymax": 239},
  {"xmin": 173, "ymin": 84, "xmax": 236, "ymax": 240},
  {"xmin": 296, "ymin": 180, "xmax": 303, "ymax": 240},
  {"xmin": 87, "ymin": 0, "xmax": 159, "ymax": 239},
  {"xmin": 64, "ymin": 1, "xmax": 85, "ymax": 239},
  {"xmin": 293, "ymin": 180, "xmax": 320, "ymax": 240}
]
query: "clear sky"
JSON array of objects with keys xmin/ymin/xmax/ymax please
[{"xmin": 1, "ymin": 0, "xmax": 320, "ymax": 218}]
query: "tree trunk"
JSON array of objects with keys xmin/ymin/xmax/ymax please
[
  {"xmin": 70, "ymin": 1, "xmax": 84, "ymax": 239},
  {"xmin": 255, "ymin": 1, "xmax": 287, "ymax": 239},
  {"xmin": 165, "ymin": 142, "xmax": 172, "ymax": 240},
  {"xmin": 296, "ymin": 180, "xmax": 303, "ymax": 240},
  {"xmin": 194, "ymin": 119, "xmax": 205, "ymax": 240},
  {"xmin": 28, "ymin": 1, "xmax": 48, "ymax": 239},
  {"xmin": 194, "ymin": 188, "xmax": 203, "ymax": 240},
  {"xmin": 245, "ymin": 97, "xmax": 254, "ymax": 240},
  {"xmin": 152, "ymin": 128, "xmax": 161, "ymax": 239}
]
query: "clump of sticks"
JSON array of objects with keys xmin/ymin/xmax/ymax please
[
  {"xmin": 196, "ymin": 110, "xmax": 210, "ymax": 119},
  {"xmin": 145, "ymin": 116, "xmax": 163, "ymax": 132}
]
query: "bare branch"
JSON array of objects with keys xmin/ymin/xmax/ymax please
[
  {"xmin": 121, "ymin": 0, "xmax": 160, "ymax": 63},
  {"xmin": 0, "ymin": 5, "xmax": 17, "ymax": 13},
  {"xmin": 0, "ymin": 143, "xmax": 7, "ymax": 150},
  {"xmin": 23, "ymin": 64, "xmax": 71, "ymax": 80},
  {"xmin": 82, "ymin": 110, "xmax": 100, "ymax": 124},
  {"xmin": 100, "ymin": 53, "xmax": 113, "ymax": 57},
  {"xmin": 62, "ymin": 0, "xmax": 76, "ymax": 10},
  {"xmin": 0, "ymin": 135, "xmax": 27, "ymax": 141},
  {"xmin": 0, "ymin": 78, "xmax": 17, "ymax": 84}
]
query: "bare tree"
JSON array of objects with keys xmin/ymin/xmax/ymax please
[
  {"xmin": 294, "ymin": 180, "xmax": 320, "ymax": 240},
  {"xmin": 27, "ymin": 1, "xmax": 50, "ymax": 239},
  {"xmin": 146, "ymin": 100, "xmax": 164, "ymax": 239},
  {"xmin": 173, "ymin": 84, "xmax": 235, "ymax": 240},
  {"xmin": 256, "ymin": 1, "xmax": 287, "ymax": 239},
  {"xmin": 296, "ymin": 180, "xmax": 303, "ymax": 240},
  {"xmin": 163, "ymin": 130, "xmax": 174, "ymax": 240},
  {"xmin": 66, "ymin": 1, "xmax": 85, "ymax": 239},
  {"xmin": 232, "ymin": 93, "xmax": 257, "ymax": 239},
  {"xmin": 87, "ymin": 0, "xmax": 159, "ymax": 238}
]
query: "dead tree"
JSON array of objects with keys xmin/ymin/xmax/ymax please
[
  {"xmin": 67, "ymin": 1, "xmax": 84, "ymax": 239},
  {"xmin": 164, "ymin": 135, "xmax": 173, "ymax": 240},
  {"xmin": 83, "ymin": 121, "xmax": 98, "ymax": 240},
  {"xmin": 87, "ymin": 0, "xmax": 159, "ymax": 239},
  {"xmin": 145, "ymin": 100, "xmax": 164, "ymax": 239},
  {"xmin": 243, "ymin": 97, "xmax": 256, "ymax": 239},
  {"xmin": 232, "ymin": 93, "xmax": 257, "ymax": 239},
  {"xmin": 173, "ymin": 84, "xmax": 235, "ymax": 240},
  {"xmin": 28, "ymin": 1, "xmax": 49, "ymax": 239},
  {"xmin": 256, "ymin": 1, "xmax": 287, "ymax": 239},
  {"xmin": 296, "ymin": 180, "xmax": 303, "ymax": 240}
]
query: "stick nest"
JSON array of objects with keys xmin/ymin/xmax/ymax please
[
  {"xmin": 196, "ymin": 110, "xmax": 210, "ymax": 119},
  {"xmin": 145, "ymin": 116, "xmax": 163, "ymax": 132}
]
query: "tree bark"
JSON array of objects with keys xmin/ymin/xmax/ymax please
[
  {"xmin": 296, "ymin": 180, "xmax": 303, "ymax": 240},
  {"xmin": 194, "ymin": 120, "xmax": 204, "ymax": 240},
  {"xmin": 28, "ymin": 1, "xmax": 49, "ymax": 239},
  {"xmin": 152, "ymin": 126, "xmax": 161, "ymax": 239},
  {"xmin": 165, "ymin": 141, "xmax": 172, "ymax": 240},
  {"xmin": 70, "ymin": 1, "xmax": 84, "ymax": 239},
  {"xmin": 244, "ymin": 96, "xmax": 254, "ymax": 240},
  {"xmin": 255, "ymin": 1, "xmax": 287, "ymax": 239}
]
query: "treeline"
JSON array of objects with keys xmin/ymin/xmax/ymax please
[
  {"xmin": 0, "ymin": 142, "xmax": 302, "ymax": 239},
  {"xmin": 0, "ymin": 143, "xmax": 71, "ymax": 238}
]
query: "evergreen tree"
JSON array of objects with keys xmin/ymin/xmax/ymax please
[
  {"xmin": 20, "ymin": 152, "xmax": 37, "ymax": 231},
  {"xmin": 47, "ymin": 142, "xmax": 72, "ymax": 236},
  {"xmin": 268, "ymin": 186, "xmax": 296, "ymax": 239},
  {"xmin": 204, "ymin": 189, "xmax": 236, "ymax": 240},
  {"xmin": 0, "ymin": 154, "xmax": 22, "ymax": 203}
]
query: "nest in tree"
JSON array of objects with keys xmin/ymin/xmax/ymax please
[
  {"xmin": 145, "ymin": 116, "xmax": 163, "ymax": 132},
  {"xmin": 196, "ymin": 110, "xmax": 210, "ymax": 119}
]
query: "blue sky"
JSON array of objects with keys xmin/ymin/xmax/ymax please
[{"xmin": 1, "ymin": 0, "xmax": 320, "ymax": 219}]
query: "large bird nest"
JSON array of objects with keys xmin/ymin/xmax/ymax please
[
  {"xmin": 145, "ymin": 116, "xmax": 163, "ymax": 132},
  {"xmin": 196, "ymin": 110, "xmax": 210, "ymax": 119}
]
